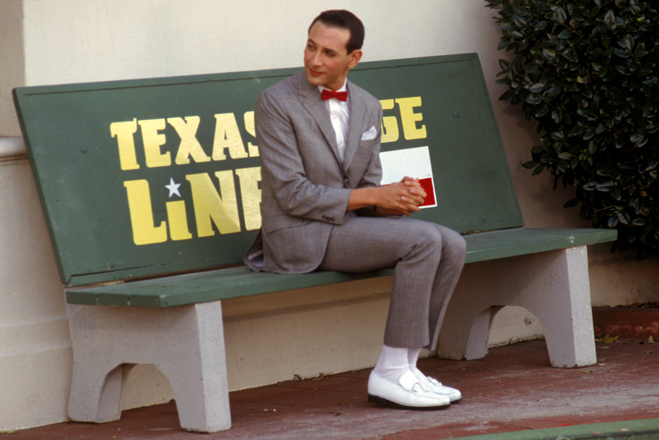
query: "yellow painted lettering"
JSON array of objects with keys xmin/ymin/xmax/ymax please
[
  {"xmin": 235, "ymin": 167, "xmax": 262, "ymax": 230},
  {"xmin": 123, "ymin": 179, "xmax": 167, "ymax": 245},
  {"xmin": 186, "ymin": 171, "xmax": 241, "ymax": 236},
  {"xmin": 244, "ymin": 111, "xmax": 259, "ymax": 157},
  {"xmin": 379, "ymin": 99, "xmax": 399, "ymax": 144},
  {"xmin": 212, "ymin": 113, "xmax": 248, "ymax": 160},
  {"xmin": 111, "ymin": 119, "xmax": 140, "ymax": 170},
  {"xmin": 396, "ymin": 97, "xmax": 427, "ymax": 140},
  {"xmin": 166, "ymin": 200, "xmax": 193, "ymax": 241},
  {"xmin": 139, "ymin": 119, "xmax": 171, "ymax": 168},
  {"xmin": 168, "ymin": 116, "xmax": 211, "ymax": 165}
]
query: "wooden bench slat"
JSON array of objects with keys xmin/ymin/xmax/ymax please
[
  {"xmin": 463, "ymin": 227, "xmax": 618, "ymax": 263},
  {"xmin": 67, "ymin": 227, "xmax": 616, "ymax": 308}
]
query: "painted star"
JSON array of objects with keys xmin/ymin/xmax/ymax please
[{"xmin": 165, "ymin": 178, "xmax": 181, "ymax": 198}]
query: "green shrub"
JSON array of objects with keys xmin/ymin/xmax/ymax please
[{"xmin": 485, "ymin": 0, "xmax": 659, "ymax": 257}]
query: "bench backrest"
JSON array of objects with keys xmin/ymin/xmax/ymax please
[{"xmin": 14, "ymin": 53, "xmax": 522, "ymax": 287}]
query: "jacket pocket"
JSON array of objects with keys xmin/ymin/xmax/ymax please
[{"xmin": 262, "ymin": 214, "xmax": 309, "ymax": 234}]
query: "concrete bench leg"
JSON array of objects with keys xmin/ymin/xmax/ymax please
[
  {"xmin": 66, "ymin": 301, "xmax": 231, "ymax": 432},
  {"xmin": 437, "ymin": 246, "xmax": 597, "ymax": 368}
]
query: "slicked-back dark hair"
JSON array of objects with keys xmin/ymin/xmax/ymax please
[{"xmin": 309, "ymin": 10, "xmax": 365, "ymax": 54}]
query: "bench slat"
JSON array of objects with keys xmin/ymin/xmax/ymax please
[
  {"xmin": 66, "ymin": 227, "xmax": 616, "ymax": 308},
  {"xmin": 462, "ymin": 227, "xmax": 617, "ymax": 262}
]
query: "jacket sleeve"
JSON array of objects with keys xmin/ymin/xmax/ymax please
[{"xmin": 255, "ymin": 88, "xmax": 351, "ymax": 225}]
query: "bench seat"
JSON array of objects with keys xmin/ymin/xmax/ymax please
[{"xmin": 68, "ymin": 227, "xmax": 616, "ymax": 307}]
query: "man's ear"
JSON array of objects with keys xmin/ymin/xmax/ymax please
[{"xmin": 348, "ymin": 50, "xmax": 363, "ymax": 69}]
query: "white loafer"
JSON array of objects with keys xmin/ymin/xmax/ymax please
[
  {"xmin": 412, "ymin": 369, "xmax": 462, "ymax": 403},
  {"xmin": 367, "ymin": 370, "xmax": 451, "ymax": 409}
]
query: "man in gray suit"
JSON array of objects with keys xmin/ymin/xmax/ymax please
[{"xmin": 245, "ymin": 10, "xmax": 466, "ymax": 409}]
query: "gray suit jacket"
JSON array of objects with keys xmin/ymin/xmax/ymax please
[{"xmin": 244, "ymin": 70, "xmax": 384, "ymax": 273}]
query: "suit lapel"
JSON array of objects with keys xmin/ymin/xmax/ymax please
[
  {"xmin": 343, "ymin": 81, "xmax": 366, "ymax": 171},
  {"xmin": 296, "ymin": 72, "xmax": 343, "ymax": 164}
]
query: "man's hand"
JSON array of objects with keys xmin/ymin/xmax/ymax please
[
  {"xmin": 375, "ymin": 177, "xmax": 427, "ymax": 216},
  {"xmin": 348, "ymin": 177, "xmax": 426, "ymax": 216}
]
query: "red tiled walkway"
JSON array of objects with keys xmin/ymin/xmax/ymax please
[{"xmin": 7, "ymin": 339, "xmax": 659, "ymax": 439}]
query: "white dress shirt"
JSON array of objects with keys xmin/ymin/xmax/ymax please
[{"xmin": 318, "ymin": 81, "xmax": 349, "ymax": 163}]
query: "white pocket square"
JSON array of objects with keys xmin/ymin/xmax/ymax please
[{"xmin": 361, "ymin": 126, "xmax": 378, "ymax": 141}]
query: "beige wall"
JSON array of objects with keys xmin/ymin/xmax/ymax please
[
  {"xmin": 0, "ymin": 0, "xmax": 23, "ymax": 137},
  {"xmin": 1, "ymin": 0, "xmax": 657, "ymax": 431}
]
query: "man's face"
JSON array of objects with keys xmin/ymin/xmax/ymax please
[{"xmin": 304, "ymin": 21, "xmax": 362, "ymax": 91}]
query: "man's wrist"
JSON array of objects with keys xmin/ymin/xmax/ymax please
[{"xmin": 348, "ymin": 187, "xmax": 376, "ymax": 211}]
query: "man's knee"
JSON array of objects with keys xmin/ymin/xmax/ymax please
[
  {"xmin": 448, "ymin": 230, "xmax": 467, "ymax": 253},
  {"xmin": 411, "ymin": 222, "xmax": 445, "ymax": 257},
  {"xmin": 444, "ymin": 230, "xmax": 467, "ymax": 263},
  {"xmin": 426, "ymin": 223, "xmax": 466, "ymax": 262}
]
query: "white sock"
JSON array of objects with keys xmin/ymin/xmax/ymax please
[
  {"xmin": 372, "ymin": 345, "xmax": 410, "ymax": 384},
  {"xmin": 407, "ymin": 347, "xmax": 422, "ymax": 369},
  {"xmin": 407, "ymin": 347, "xmax": 428, "ymax": 382}
]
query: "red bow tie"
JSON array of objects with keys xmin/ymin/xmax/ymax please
[{"xmin": 321, "ymin": 89, "xmax": 348, "ymax": 102}]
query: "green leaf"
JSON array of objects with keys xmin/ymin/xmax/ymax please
[
  {"xmin": 563, "ymin": 199, "xmax": 579, "ymax": 208},
  {"xmin": 571, "ymin": 156, "xmax": 579, "ymax": 169},
  {"xmin": 632, "ymin": 218, "xmax": 647, "ymax": 226},
  {"xmin": 604, "ymin": 10, "xmax": 616, "ymax": 28},
  {"xmin": 617, "ymin": 211, "xmax": 630, "ymax": 225},
  {"xmin": 618, "ymin": 34, "xmax": 634, "ymax": 51},
  {"xmin": 630, "ymin": 133, "xmax": 645, "ymax": 144},
  {"xmin": 583, "ymin": 182, "xmax": 597, "ymax": 191},
  {"xmin": 615, "ymin": 135, "xmax": 627, "ymax": 149},
  {"xmin": 558, "ymin": 28, "xmax": 573, "ymax": 39},
  {"xmin": 596, "ymin": 182, "xmax": 614, "ymax": 192},
  {"xmin": 568, "ymin": 125, "xmax": 587, "ymax": 137},
  {"xmin": 525, "ymin": 95, "xmax": 543, "ymax": 105},
  {"xmin": 529, "ymin": 83, "xmax": 545, "ymax": 93},
  {"xmin": 552, "ymin": 110, "xmax": 562, "ymax": 123},
  {"xmin": 532, "ymin": 164, "xmax": 545, "ymax": 176},
  {"xmin": 553, "ymin": 7, "xmax": 567, "ymax": 24},
  {"xmin": 535, "ymin": 103, "xmax": 550, "ymax": 118},
  {"xmin": 512, "ymin": 15, "xmax": 528, "ymax": 27},
  {"xmin": 542, "ymin": 48, "xmax": 556, "ymax": 60},
  {"xmin": 583, "ymin": 127, "xmax": 597, "ymax": 140},
  {"xmin": 534, "ymin": 20, "xmax": 548, "ymax": 30},
  {"xmin": 499, "ymin": 89, "xmax": 516, "ymax": 101}
]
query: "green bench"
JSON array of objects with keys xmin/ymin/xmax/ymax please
[{"xmin": 13, "ymin": 53, "xmax": 617, "ymax": 432}]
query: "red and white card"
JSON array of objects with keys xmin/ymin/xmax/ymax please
[{"xmin": 379, "ymin": 146, "xmax": 437, "ymax": 209}]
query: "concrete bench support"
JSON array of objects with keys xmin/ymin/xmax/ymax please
[
  {"xmin": 66, "ymin": 301, "xmax": 230, "ymax": 432},
  {"xmin": 437, "ymin": 246, "xmax": 597, "ymax": 368}
]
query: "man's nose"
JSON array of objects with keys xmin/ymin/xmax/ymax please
[{"xmin": 311, "ymin": 52, "xmax": 322, "ymax": 66}]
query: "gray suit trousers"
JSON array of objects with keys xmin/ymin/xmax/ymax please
[{"xmin": 319, "ymin": 215, "xmax": 466, "ymax": 349}]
